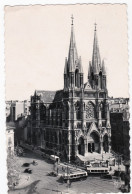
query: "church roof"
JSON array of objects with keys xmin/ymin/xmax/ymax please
[
  {"xmin": 35, "ymin": 90, "xmax": 56, "ymax": 103},
  {"xmin": 35, "ymin": 90, "xmax": 63, "ymax": 103},
  {"xmin": 53, "ymin": 90, "xmax": 63, "ymax": 102}
]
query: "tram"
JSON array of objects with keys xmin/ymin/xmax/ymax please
[
  {"xmin": 86, "ymin": 166, "xmax": 109, "ymax": 174},
  {"xmin": 62, "ymin": 171, "xmax": 88, "ymax": 182}
]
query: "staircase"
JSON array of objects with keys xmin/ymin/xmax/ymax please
[{"xmin": 77, "ymin": 152, "xmax": 115, "ymax": 162}]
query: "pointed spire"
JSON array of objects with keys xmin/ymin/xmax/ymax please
[
  {"xmin": 68, "ymin": 15, "xmax": 78, "ymax": 72},
  {"xmin": 92, "ymin": 23, "xmax": 101, "ymax": 74},
  {"xmin": 64, "ymin": 58, "xmax": 68, "ymax": 74},
  {"xmin": 102, "ymin": 59, "xmax": 106, "ymax": 75}
]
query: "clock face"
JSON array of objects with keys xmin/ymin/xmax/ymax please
[{"xmin": 86, "ymin": 102, "xmax": 94, "ymax": 119}]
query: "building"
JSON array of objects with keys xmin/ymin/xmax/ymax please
[
  {"xmin": 6, "ymin": 100, "xmax": 31, "ymax": 146},
  {"xmin": 30, "ymin": 19, "xmax": 111, "ymax": 162},
  {"xmin": 109, "ymin": 97, "xmax": 129, "ymax": 113},
  {"xmin": 6, "ymin": 100, "xmax": 30, "ymax": 122},
  {"xmin": 6, "ymin": 101, "xmax": 12, "ymax": 122},
  {"xmin": 6, "ymin": 122, "xmax": 15, "ymax": 155},
  {"xmin": 24, "ymin": 100, "xmax": 30, "ymax": 116},
  {"xmin": 110, "ymin": 102, "xmax": 130, "ymax": 159}
]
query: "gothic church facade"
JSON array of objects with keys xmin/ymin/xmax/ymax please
[{"xmin": 30, "ymin": 19, "xmax": 111, "ymax": 162}]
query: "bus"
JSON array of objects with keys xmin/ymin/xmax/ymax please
[
  {"xmin": 62, "ymin": 171, "xmax": 88, "ymax": 182},
  {"xmin": 86, "ymin": 167, "xmax": 109, "ymax": 175},
  {"xmin": 50, "ymin": 155, "xmax": 60, "ymax": 163}
]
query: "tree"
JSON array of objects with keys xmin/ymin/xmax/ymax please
[{"xmin": 7, "ymin": 154, "xmax": 20, "ymax": 189}]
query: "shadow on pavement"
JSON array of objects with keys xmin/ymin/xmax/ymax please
[{"xmin": 14, "ymin": 180, "xmax": 41, "ymax": 194}]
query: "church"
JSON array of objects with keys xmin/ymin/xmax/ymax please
[{"xmin": 30, "ymin": 17, "xmax": 111, "ymax": 162}]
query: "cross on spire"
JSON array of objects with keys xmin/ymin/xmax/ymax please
[
  {"xmin": 94, "ymin": 22, "xmax": 97, "ymax": 31},
  {"xmin": 71, "ymin": 15, "xmax": 74, "ymax": 25}
]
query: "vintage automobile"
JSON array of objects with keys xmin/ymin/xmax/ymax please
[
  {"xmin": 22, "ymin": 163, "xmax": 30, "ymax": 167},
  {"xmin": 32, "ymin": 160, "xmax": 38, "ymax": 166},
  {"xmin": 24, "ymin": 168, "xmax": 32, "ymax": 174}
]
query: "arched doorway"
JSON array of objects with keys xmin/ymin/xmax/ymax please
[
  {"xmin": 78, "ymin": 137, "xmax": 85, "ymax": 156},
  {"xmin": 103, "ymin": 134, "xmax": 109, "ymax": 153},
  {"xmin": 88, "ymin": 132, "xmax": 100, "ymax": 153}
]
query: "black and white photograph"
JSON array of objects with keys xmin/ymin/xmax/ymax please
[{"xmin": 4, "ymin": 4, "xmax": 130, "ymax": 194}]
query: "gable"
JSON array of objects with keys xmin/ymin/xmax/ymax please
[{"xmin": 88, "ymin": 122, "xmax": 99, "ymax": 135}]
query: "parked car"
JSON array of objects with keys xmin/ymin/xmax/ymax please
[
  {"xmin": 32, "ymin": 160, "xmax": 38, "ymax": 166},
  {"xmin": 22, "ymin": 163, "xmax": 30, "ymax": 167},
  {"xmin": 24, "ymin": 168, "xmax": 32, "ymax": 174}
]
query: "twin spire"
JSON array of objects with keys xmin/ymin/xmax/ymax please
[
  {"xmin": 90, "ymin": 23, "xmax": 106, "ymax": 75},
  {"xmin": 64, "ymin": 15, "xmax": 83, "ymax": 74},
  {"xmin": 64, "ymin": 16, "xmax": 106, "ymax": 90}
]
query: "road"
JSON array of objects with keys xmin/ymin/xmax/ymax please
[{"xmin": 9, "ymin": 150, "xmax": 121, "ymax": 194}]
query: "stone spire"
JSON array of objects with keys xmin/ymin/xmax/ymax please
[
  {"xmin": 68, "ymin": 15, "xmax": 78, "ymax": 72},
  {"xmin": 92, "ymin": 23, "xmax": 101, "ymax": 74}
]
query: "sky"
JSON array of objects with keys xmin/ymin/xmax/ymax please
[{"xmin": 5, "ymin": 4, "xmax": 129, "ymax": 100}]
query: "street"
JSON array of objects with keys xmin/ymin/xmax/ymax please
[{"xmin": 9, "ymin": 150, "xmax": 121, "ymax": 194}]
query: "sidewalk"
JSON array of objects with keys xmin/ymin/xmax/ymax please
[{"xmin": 15, "ymin": 174, "xmax": 31, "ymax": 189}]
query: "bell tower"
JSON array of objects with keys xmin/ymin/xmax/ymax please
[
  {"xmin": 64, "ymin": 16, "xmax": 84, "ymax": 91},
  {"xmin": 88, "ymin": 23, "xmax": 107, "ymax": 90}
]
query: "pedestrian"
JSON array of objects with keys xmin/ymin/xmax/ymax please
[{"xmin": 109, "ymin": 166, "xmax": 112, "ymax": 171}]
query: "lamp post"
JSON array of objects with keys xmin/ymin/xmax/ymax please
[{"xmin": 67, "ymin": 165, "xmax": 70, "ymax": 193}]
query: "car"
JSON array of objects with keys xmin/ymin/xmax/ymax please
[
  {"xmin": 22, "ymin": 163, "xmax": 30, "ymax": 167},
  {"xmin": 32, "ymin": 160, "xmax": 38, "ymax": 166},
  {"xmin": 24, "ymin": 168, "xmax": 32, "ymax": 174}
]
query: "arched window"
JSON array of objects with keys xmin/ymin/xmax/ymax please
[
  {"xmin": 75, "ymin": 69, "xmax": 79, "ymax": 87},
  {"xmin": 75, "ymin": 101, "xmax": 81, "ymax": 120},
  {"xmin": 101, "ymin": 102, "xmax": 105, "ymax": 119},
  {"xmin": 99, "ymin": 71, "xmax": 102, "ymax": 89},
  {"xmin": 86, "ymin": 102, "xmax": 95, "ymax": 119}
]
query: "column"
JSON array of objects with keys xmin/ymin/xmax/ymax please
[
  {"xmin": 98, "ymin": 104, "xmax": 102, "ymax": 127},
  {"xmin": 68, "ymin": 131, "xmax": 72, "ymax": 163},
  {"xmin": 108, "ymin": 136, "xmax": 111, "ymax": 153},
  {"xmin": 100, "ymin": 136, "xmax": 103, "ymax": 154},
  {"xmin": 84, "ymin": 139, "xmax": 87, "ymax": 155},
  {"xmin": 82, "ymin": 102, "xmax": 86, "ymax": 130},
  {"xmin": 90, "ymin": 143, "xmax": 92, "ymax": 153}
]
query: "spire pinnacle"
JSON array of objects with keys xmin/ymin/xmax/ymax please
[
  {"xmin": 71, "ymin": 14, "xmax": 74, "ymax": 26},
  {"xmin": 68, "ymin": 15, "xmax": 78, "ymax": 72},
  {"xmin": 92, "ymin": 23, "xmax": 101, "ymax": 74},
  {"xmin": 94, "ymin": 22, "xmax": 97, "ymax": 31}
]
